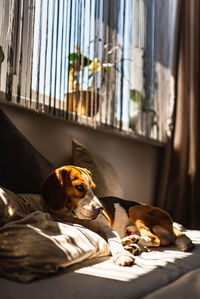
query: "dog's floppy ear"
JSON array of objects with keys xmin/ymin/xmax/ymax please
[{"xmin": 40, "ymin": 167, "xmax": 70, "ymax": 210}]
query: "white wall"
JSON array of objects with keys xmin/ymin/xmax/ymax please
[{"xmin": 1, "ymin": 103, "xmax": 163, "ymax": 204}]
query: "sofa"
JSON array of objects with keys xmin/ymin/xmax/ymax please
[{"xmin": 1, "ymin": 107, "xmax": 200, "ymax": 299}]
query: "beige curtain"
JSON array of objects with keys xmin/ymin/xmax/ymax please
[{"xmin": 157, "ymin": 0, "xmax": 200, "ymax": 229}]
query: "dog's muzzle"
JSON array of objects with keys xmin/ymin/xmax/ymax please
[
  {"xmin": 72, "ymin": 203, "xmax": 103, "ymax": 220},
  {"xmin": 92, "ymin": 204, "xmax": 103, "ymax": 214},
  {"xmin": 91, "ymin": 204, "xmax": 103, "ymax": 219},
  {"xmin": 71, "ymin": 191, "xmax": 103, "ymax": 220}
]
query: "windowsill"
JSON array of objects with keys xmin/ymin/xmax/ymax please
[{"xmin": 0, "ymin": 91, "xmax": 165, "ymax": 148}]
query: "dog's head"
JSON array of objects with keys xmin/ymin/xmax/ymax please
[{"xmin": 40, "ymin": 165, "xmax": 103, "ymax": 220}]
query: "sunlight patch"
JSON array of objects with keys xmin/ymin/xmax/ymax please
[{"xmin": 75, "ymin": 248, "xmax": 193, "ymax": 282}]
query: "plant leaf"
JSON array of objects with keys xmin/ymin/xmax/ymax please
[{"xmin": 68, "ymin": 52, "xmax": 78, "ymax": 61}]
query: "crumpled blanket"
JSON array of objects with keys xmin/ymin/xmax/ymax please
[{"xmin": 0, "ymin": 187, "xmax": 110, "ymax": 282}]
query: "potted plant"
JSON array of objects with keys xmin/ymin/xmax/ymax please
[
  {"xmin": 65, "ymin": 43, "xmax": 119, "ymax": 117},
  {"xmin": 65, "ymin": 47, "xmax": 102, "ymax": 117}
]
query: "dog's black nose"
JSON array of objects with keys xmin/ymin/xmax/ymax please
[{"xmin": 93, "ymin": 205, "xmax": 103, "ymax": 213}]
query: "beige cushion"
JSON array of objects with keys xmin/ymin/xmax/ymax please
[{"xmin": 72, "ymin": 138, "xmax": 124, "ymax": 198}]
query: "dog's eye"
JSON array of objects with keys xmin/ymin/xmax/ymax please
[{"xmin": 75, "ymin": 185, "xmax": 85, "ymax": 192}]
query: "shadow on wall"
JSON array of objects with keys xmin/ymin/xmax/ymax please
[{"xmin": 1, "ymin": 104, "xmax": 162, "ymax": 204}]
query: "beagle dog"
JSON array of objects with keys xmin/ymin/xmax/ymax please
[
  {"xmin": 40, "ymin": 166, "xmax": 193, "ymax": 266},
  {"xmin": 40, "ymin": 165, "xmax": 135, "ymax": 266}
]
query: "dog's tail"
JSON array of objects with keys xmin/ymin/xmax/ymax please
[{"xmin": 173, "ymin": 226, "xmax": 194, "ymax": 251}]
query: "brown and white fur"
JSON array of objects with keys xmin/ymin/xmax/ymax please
[
  {"xmin": 40, "ymin": 166, "xmax": 193, "ymax": 266},
  {"xmin": 99, "ymin": 196, "xmax": 193, "ymax": 253}
]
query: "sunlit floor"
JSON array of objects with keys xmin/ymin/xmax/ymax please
[{"xmin": 75, "ymin": 229, "xmax": 200, "ymax": 282}]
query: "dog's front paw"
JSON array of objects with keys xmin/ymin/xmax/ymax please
[
  {"xmin": 121, "ymin": 235, "xmax": 149, "ymax": 255},
  {"xmin": 123, "ymin": 243, "xmax": 148, "ymax": 255},
  {"xmin": 113, "ymin": 251, "xmax": 135, "ymax": 266}
]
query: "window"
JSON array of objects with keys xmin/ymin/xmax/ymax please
[{"xmin": 0, "ymin": 0, "xmax": 178, "ymax": 142}]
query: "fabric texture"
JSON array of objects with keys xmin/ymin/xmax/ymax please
[
  {"xmin": 0, "ymin": 187, "xmax": 110, "ymax": 282},
  {"xmin": 1, "ymin": 228, "xmax": 200, "ymax": 298},
  {"xmin": 156, "ymin": 0, "xmax": 200, "ymax": 229},
  {"xmin": 143, "ymin": 267, "xmax": 200, "ymax": 299},
  {"xmin": 0, "ymin": 108, "xmax": 55, "ymax": 194},
  {"xmin": 72, "ymin": 138, "xmax": 124, "ymax": 198}
]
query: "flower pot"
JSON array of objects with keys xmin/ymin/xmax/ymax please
[{"xmin": 65, "ymin": 90, "xmax": 100, "ymax": 117}]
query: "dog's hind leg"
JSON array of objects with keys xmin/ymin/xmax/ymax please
[
  {"xmin": 152, "ymin": 225, "xmax": 175, "ymax": 246},
  {"xmin": 128, "ymin": 207, "xmax": 160, "ymax": 247},
  {"xmin": 173, "ymin": 226, "xmax": 194, "ymax": 251}
]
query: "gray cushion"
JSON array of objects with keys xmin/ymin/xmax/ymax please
[
  {"xmin": 72, "ymin": 138, "xmax": 124, "ymax": 198},
  {"xmin": 0, "ymin": 187, "xmax": 110, "ymax": 282},
  {"xmin": 0, "ymin": 108, "xmax": 55, "ymax": 193}
]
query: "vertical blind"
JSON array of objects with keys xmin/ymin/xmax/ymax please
[{"xmin": 0, "ymin": 0, "xmax": 178, "ymax": 142}]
